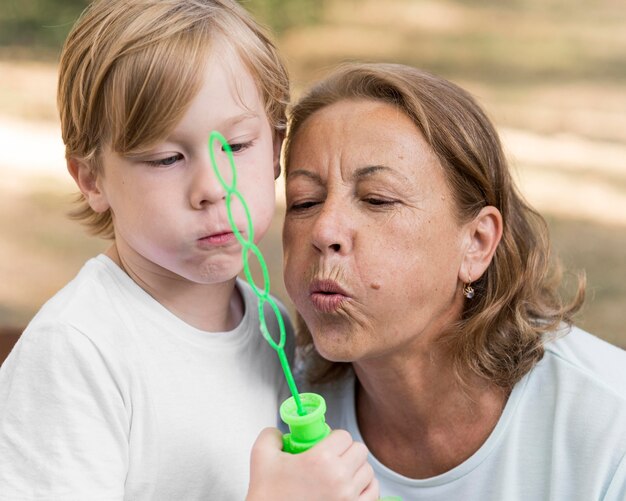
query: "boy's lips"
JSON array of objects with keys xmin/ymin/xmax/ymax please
[
  {"xmin": 309, "ymin": 279, "xmax": 350, "ymax": 313},
  {"xmin": 197, "ymin": 231, "xmax": 238, "ymax": 247}
]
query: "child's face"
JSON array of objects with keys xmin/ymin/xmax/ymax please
[{"xmin": 93, "ymin": 51, "xmax": 279, "ymax": 286}]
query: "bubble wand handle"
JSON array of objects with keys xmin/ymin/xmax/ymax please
[{"xmin": 208, "ymin": 130, "xmax": 306, "ymax": 414}]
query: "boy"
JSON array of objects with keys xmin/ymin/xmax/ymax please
[{"xmin": 0, "ymin": 1, "xmax": 377, "ymax": 499}]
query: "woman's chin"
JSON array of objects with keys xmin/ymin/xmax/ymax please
[{"xmin": 312, "ymin": 337, "xmax": 361, "ymax": 363}]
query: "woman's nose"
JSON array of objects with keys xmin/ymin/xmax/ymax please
[
  {"xmin": 189, "ymin": 155, "xmax": 227, "ymax": 209},
  {"xmin": 311, "ymin": 200, "xmax": 353, "ymax": 255}
]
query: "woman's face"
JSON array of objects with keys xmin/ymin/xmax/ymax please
[{"xmin": 283, "ymin": 99, "xmax": 469, "ymax": 363}]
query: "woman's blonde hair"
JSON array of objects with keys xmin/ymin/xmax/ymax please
[
  {"xmin": 58, "ymin": 0, "xmax": 289, "ymax": 238},
  {"xmin": 285, "ymin": 63, "xmax": 584, "ymax": 390}
]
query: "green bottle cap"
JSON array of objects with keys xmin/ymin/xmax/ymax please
[{"xmin": 280, "ymin": 392, "xmax": 331, "ymax": 454}]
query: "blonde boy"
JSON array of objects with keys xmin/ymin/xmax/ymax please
[{"xmin": 0, "ymin": 1, "xmax": 377, "ymax": 499}]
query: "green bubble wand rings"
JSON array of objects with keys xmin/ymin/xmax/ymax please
[{"xmin": 208, "ymin": 131, "xmax": 331, "ymax": 454}]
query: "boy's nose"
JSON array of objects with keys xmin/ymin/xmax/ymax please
[{"xmin": 189, "ymin": 156, "xmax": 227, "ymax": 209}]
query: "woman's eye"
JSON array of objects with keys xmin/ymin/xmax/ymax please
[
  {"xmin": 289, "ymin": 200, "xmax": 319, "ymax": 212},
  {"xmin": 364, "ymin": 198, "xmax": 395, "ymax": 206},
  {"xmin": 146, "ymin": 154, "xmax": 183, "ymax": 167}
]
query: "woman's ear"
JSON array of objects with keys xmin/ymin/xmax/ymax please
[
  {"xmin": 273, "ymin": 133, "xmax": 284, "ymax": 180},
  {"xmin": 67, "ymin": 158, "xmax": 110, "ymax": 213},
  {"xmin": 460, "ymin": 206, "xmax": 503, "ymax": 283}
]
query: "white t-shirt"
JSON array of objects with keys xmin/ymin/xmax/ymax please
[
  {"xmin": 0, "ymin": 255, "xmax": 294, "ymax": 500},
  {"xmin": 315, "ymin": 327, "xmax": 626, "ymax": 500}
]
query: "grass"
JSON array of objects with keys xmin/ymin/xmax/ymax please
[
  {"xmin": 0, "ymin": 180, "xmax": 106, "ymax": 326},
  {"xmin": 548, "ymin": 217, "xmax": 626, "ymax": 348}
]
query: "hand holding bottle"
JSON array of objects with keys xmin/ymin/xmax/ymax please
[{"xmin": 246, "ymin": 427, "xmax": 380, "ymax": 501}]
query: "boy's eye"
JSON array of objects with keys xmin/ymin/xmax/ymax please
[
  {"xmin": 223, "ymin": 141, "xmax": 253, "ymax": 153},
  {"xmin": 146, "ymin": 153, "xmax": 183, "ymax": 167}
]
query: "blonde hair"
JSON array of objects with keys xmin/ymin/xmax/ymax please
[
  {"xmin": 285, "ymin": 63, "xmax": 585, "ymax": 390},
  {"xmin": 58, "ymin": 0, "xmax": 289, "ymax": 238}
]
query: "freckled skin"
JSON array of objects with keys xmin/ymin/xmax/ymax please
[{"xmin": 283, "ymin": 99, "xmax": 469, "ymax": 364}]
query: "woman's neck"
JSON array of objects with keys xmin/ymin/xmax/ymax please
[{"xmin": 353, "ymin": 346, "xmax": 509, "ymax": 479}]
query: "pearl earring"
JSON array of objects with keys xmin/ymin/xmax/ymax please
[{"xmin": 463, "ymin": 274, "xmax": 475, "ymax": 299}]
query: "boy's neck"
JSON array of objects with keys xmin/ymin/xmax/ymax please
[{"xmin": 105, "ymin": 244, "xmax": 244, "ymax": 332}]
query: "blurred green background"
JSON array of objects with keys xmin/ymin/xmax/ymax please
[{"xmin": 1, "ymin": 0, "xmax": 625, "ymax": 360}]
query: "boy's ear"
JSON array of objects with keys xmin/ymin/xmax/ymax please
[
  {"xmin": 67, "ymin": 158, "xmax": 110, "ymax": 213},
  {"xmin": 459, "ymin": 206, "xmax": 503, "ymax": 284},
  {"xmin": 272, "ymin": 133, "xmax": 284, "ymax": 180}
]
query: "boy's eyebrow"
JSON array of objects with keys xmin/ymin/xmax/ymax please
[
  {"xmin": 171, "ymin": 112, "xmax": 259, "ymax": 141},
  {"xmin": 223, "ymin": 111, "xmax": 259, "ymax": 127}
]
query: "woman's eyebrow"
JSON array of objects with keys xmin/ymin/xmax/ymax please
[
  {"xmin": 287, "ymin": 165, "xmax": 411, "ymax": 184},
  {"xmin": 286, "ymin": 169, "xmax": 323, "ymax": 184},
  {"xmin": 353, "ymin": 165, "xmax": 409, "ymax": 183}
]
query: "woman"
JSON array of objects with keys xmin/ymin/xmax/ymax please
[{"xmin": 282, "ymin": 63, "xmax": 626, "ymax": 500}]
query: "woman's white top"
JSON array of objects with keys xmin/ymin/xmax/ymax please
[{"xmin": 317, "ymin": 326, "xmax": 626, "ymax": 500}]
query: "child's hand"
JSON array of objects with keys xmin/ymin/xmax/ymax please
[{"xmin": 247, "ymin": 427, "xmax": 380, "ymax": 501}]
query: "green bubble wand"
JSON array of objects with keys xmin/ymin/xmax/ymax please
[
  {"xmin": 208, "ymin": 131, "xmax": 404, "ymax": 499},
  {"xmin": 208, "ymin": 130, "xmax": 330, "ymax": 453}
]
